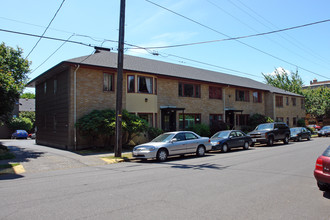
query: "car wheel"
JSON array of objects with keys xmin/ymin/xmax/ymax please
[
  {"xmin": 267, "ymin": 137, "xmax": 274, "ymax": 146},
  {"xmin": 222, "ymin": 144, "xmax": 229, "ymax": 153},
  {"xmin": 283, "ymin": 135, "xmax": 289, "ymax": 144},
  {"xmin": 317, "ymin": 182, "xmax": 329, "ymax": 191},
  {"xmin": 297, "ymin": 136, "xmax": 302, "ymax": 142},
  {"xmin": 157, "ymin": 149, "xmax": 168, "ymax": 162},
  {"xmin": 307, "ymin": 135, "xmax": 311, "ymax": 141},
  {"xmin": 243, "ymin": 141, "xmax": 249, "ymax": 150},
  {"xmin": 196, "ymin": 145, "xmax": 205, "ymax": 157}
]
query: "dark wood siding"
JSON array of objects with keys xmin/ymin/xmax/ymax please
[{"xmin": 36, "ymin": 69, "xmax": 70, "ymax": 149}]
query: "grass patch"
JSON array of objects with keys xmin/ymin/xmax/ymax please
[
  {"xmin": 0, "ymin": 163, "xmax": 20, "ymax": 169},
  {"xmin": 0, "ymin": 145, "xmax": 15, "ymax": 160}
]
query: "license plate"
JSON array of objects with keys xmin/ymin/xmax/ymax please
[{"xmin": 252, "ymin": 139, "xmax": 256, "ymax": 142}]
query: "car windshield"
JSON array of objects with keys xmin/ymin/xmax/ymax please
[
  {"xmin": 211, "ymin": 131, "xmax": 230, "ymax": 139},
  {"xmin": 290, "ymin": 128, "xmax": 300, "ymax": 134},
  {"xmin": 151, "ymin": 133, "xmax": 175, "ymax": 142},
  {"xmin": 321, "ymin": 126, "xmax": 330, "ymax": 130},
  {"xmin": 322, "ymin": 146, "xmax": 330, "ymax": 157},
  {"xmin": 255, "ymin": 124, "xmax": 273, "ymax": 131}
]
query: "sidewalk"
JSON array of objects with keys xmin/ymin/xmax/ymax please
[{"xmin": 0, "ymin": 139, "xmax": 133, "ymax": 175}]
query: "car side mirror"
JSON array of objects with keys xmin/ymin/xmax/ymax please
[{"xmin": 171, "ymin": 138, "xmax": 177, "ymax": 143}]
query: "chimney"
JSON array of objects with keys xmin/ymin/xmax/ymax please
[{"xmin": 312, "ymin": 79, "xmax": 317, "ymax": 84}]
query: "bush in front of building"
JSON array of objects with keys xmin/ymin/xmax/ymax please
[
  {"xmin": 76, "ymin": 109, "xmax": 149, "ymax": 148},
  {"xmin": 188, "ymin": 123, "xmax": 211, "ymax": 137},
  {"xmin": 297, "ymin": 118, "xmax": 306, "ymax": 127},
  {"xmin": 147, "ymin": 127, "xmax": 164, "ymax": 141},
  {"xmin": 247, "ymin": 113, "xmax": 274, "ymax": 131},
  {"xmin": 7, "ymin": 116, "xmax": 33, "ymax": 132}
]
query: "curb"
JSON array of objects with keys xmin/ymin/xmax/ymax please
[
  {"xmin": 0, "ymin": 164, "xmax": 25, "ymax": 175},
  {"xmin": 101, "ymin": 157, "xmax": 139, "ymax": 164}
]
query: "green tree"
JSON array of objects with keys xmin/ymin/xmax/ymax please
[
  {"xmin": 302, "ymin": 87, "xmax": 330, "ymax": 120},
  {"xmin": 20, "ymin": 92, "xmax": 35, "ymax": 99},
  {"xmin": 76, "ymin": 109, "xmax": 148, "ymax": 148},
  {"xmin": 262, "ymin": 68, "xmax": 303, "ymax": 95},
  {"xmin": 0, "ymin": 42, "xmax": 30, "ymax": 123},
  {"xmin": 8, "ymin": 117, "xmax": 33, "ymax": 132}
]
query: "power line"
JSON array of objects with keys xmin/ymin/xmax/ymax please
[
  {"xmin": 25, "ymin": 0, "xmax": 66, "ymax": 59},
  {"xmin": 0, "ymin": 28, "xmax": 94, "ymax": 47},
  {"xmin": 29, "ymin": 34, "xmax": 75, "ymax": 75},
  {"xmin": 145, "ymin": 0, "xmax": 330, "ymax": 80},
  {"xmin": 129, "ymin": 19, "xmax": 330, "ymax": 50}
]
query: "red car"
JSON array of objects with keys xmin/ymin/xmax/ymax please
[{"xmin": 314, "ymin": 145, "xmax": 330, "ymax": 191}]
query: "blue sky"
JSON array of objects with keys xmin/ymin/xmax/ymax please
[{"xmin": 1, "ymin": 0, "xmax": 330, "ymax": 93}]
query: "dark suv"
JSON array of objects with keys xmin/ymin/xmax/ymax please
[{"xmin": 248, "ymin": 122, "xmax": 290, "ymax": 146}]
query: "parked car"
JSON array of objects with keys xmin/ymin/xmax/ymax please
[
  {"xmin": 248, "ymin": 122, "xmax": 290, "ymax": 146},
  {"xmin": 318, "ymin": 126, "xmax": 330, "ymax": 137},
  {"xmin": 28, "ymin": 133, "xmax": 36, "ymax": 139},
  {"xmin": 308, "ymin": 124, "xmax": 321, "ymax": 131},
  {"xmin": 132, "ymin": 131, "xmax": 211, "ymax": 162},
  {"xmin": 314, "ymin": 145, "xmax": 330, "ymax": 191},
  {"xmin": 290, "ymin": 127, "xmax": 311, "ymax": 141},
  {"xmin": 210, "ymin": 130, "xmax": 252, "ymax": 153},
  {"xmin": 11, "ymin": 130, "xmax": 28, "ymax": 139}
]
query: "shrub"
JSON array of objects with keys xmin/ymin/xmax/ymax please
[
  {"xmin": 297, "ymin": 118, "xmax": 306, "ymax": 127},
  {"xmin": 147, "ymin": 127, "xmax": 164, "ymax": 141},
  {"xmin": 8, "ymin": 117, "xmax": 33, "ymax": 132},
  {"xmin": 248, "ymin": 113, "xmax": 274, "ymax": 130},
  {"xmin": 188, "ymin": 123, "xmax": 211, "ymax": 137}
]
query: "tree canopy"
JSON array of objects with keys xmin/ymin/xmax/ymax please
[
  {"xmin": 0, "ymin": 42, "xmax": 30, "ymax": 122},
  {"xmin": 20, "ymin": 92, "xmax": 35, "ymax": 99},
  {"xmin": 262, "ymin": 67, "xmax": 303, "ymax": 95},
  {"xmin": 262, "ymin": 67, "xmax": 330, "ymax": 120}
]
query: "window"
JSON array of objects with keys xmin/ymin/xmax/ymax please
[
  {"xmin": 276, "ymin": 96, "xmax": 283, "ymax": 107},
  {"xmin": 286, "ymin": 117, "xmax": 290, "ymax": 126},
  {"xmin": 253, "ymin": 91, "xmax": 262, "ymax": 103},
  {"xmin": 235, "ymin": 89, "xmax": 249, "ymax": 102},
  {"xmin": 293, "ymin": 117, "xmax": 297, "ymax": 126},
  {"xmin": 179, "ymin": 82, "xmax": 200, "ymax": 98},
  {"xmin": 292, "ymin": 98, "xmax": 296, "ymax": 106},
  {"xmin": 127, "ymin": 75, "xmax": 135, "ymax": 93},
  {"xmin": 185, "ymin": 132, "xmax": 198, "ymax": 140},
  {"xmin": 138, "ymin": 76, "xmax": 153, "ymax": 94},
  {"xmin": 154, "ymin": 78, "xmax": 157, "ymax": 95},
  {"xmin": 44, "ymin": 82, "xmax": 47, "ymax": 94},
  {"xmin": 103, "ymin": 73, "xmax": 114, "ymax": 91},
  {"xmin": 138, "ymin": 113, "xmax": 153, "ymax": 127},
  {"xmin": 209, "ymin": 114, "xmax": 223, "ymax": 127},
  {"xmin": 236, "ymin": 114, "xmax": 249, "ymax": 126},
  {"xmin": 179, "ymin": 114, "xmax": 201, "ymax": 129},
  {"xmin": 286, "ymin": 97, "xmax": 289, "ymax": 106},
  {"xmin": 54, "ymin": 79, "xmax": 57, "ymax": 95},
  {"xmin": 301, "ymin": 99, "xmax": 305, "ymax": 109},
  {"xmin": 209, "ymin": 86, "xmax": 222, "ymax": 99}
]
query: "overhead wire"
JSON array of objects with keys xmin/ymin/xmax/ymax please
[
  {"xmin": 25, "ymin": 0, "xmax": 66, "ymax": 59},
  {"xmin": 145, "ymin": 0, "xmax": 330, "ymax": 80},
  {"xmin": 128, "ymin": 18, "xmax": 330, "ymax": 50}
]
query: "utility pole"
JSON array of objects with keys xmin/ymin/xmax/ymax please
[{"xmin": 115, "ymin": 0, "xmax": 126, "ymax": 157}]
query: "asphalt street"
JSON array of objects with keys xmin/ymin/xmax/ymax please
[{"xmin": 0, "ymin": 138, "xmax": 329, "ymax": 219}]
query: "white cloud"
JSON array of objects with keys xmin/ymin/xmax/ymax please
[{"xmin": 267, "ymin": 67, "xmax": 291, "ymax": 76}]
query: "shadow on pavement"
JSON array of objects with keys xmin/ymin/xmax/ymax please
[{"xmin": 0, "ymin": 173, "xmax": 24, "ymax": 180}]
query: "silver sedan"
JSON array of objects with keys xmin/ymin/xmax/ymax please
[{"xmin": 132, "ymin": 131, "xmax": 211, "ymax": 162}]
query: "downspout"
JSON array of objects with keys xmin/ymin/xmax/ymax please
[
  {"xmin": 273, "ymin": 93, "xmax": 276, "ymax": 120},
  {"xmin": 74, "ymin": 65, "xmax": 80, "ymax": 151}
]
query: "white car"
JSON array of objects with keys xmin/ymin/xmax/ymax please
[{"xmin": 133, "ymin": 131, "xmax": 211, "ymax": 162}]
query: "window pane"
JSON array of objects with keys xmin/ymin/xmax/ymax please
[
  {"xmin": 184, "ymin": 84, "xmax": 194, "ymax": 97},
  {"xmin": 138, "ymin": 76, "xmax": 153, "ymax": 94},
  {"xmin": 103, "ymin": 73, "xmax": 113, "ymax": 91},
  {"xmin": 128, "ymin": 76, "xmax": 135, "ymax": 92}
]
